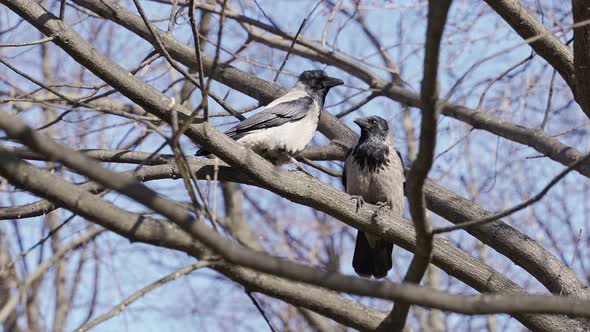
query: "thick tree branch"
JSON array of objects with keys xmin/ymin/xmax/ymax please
[
  {"xmin": 1, "ymin": 110, "xmax": 586, "ymax": 331},
  {"xmin": 0, "ymin": 150, "xmax": 589, "ymax": 330},
  {"xmin": 573, "ymin": 0, "xmax": 590, "ymax": 116},
  {"xmin": 0, "ymin": 149, "xmax": 386, "ymax": 331},
  {"xmin": 483, "ymin": 0, "xmax": 576, "ymax": 99},
  {"xmin": 4, "ymin": 147, "xmax": 587, "ymax": 300},
  {"xmin": 72, "ymin": 0, "xmax": 590, "ymax": 181}
]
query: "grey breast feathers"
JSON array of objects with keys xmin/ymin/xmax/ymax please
[{"xmin": 343, "ymin": 145, "xmax": 405, "ymax": 215}]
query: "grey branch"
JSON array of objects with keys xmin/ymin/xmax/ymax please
[
  {"xmin": 387, "ymin": 1, "xmax": 452, "ymax": 330},
  {"xmin": 483, "ymin": 0, "xmax": 576, "ymax": 101},
  {"xmin": 0, "ymin": 148, "xmax": 386, "ymax": 331},
  {"xmin": 573, "ymin": 0, "xmax": 590, "ymax": 117}
]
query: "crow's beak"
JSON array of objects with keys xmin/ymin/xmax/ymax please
[
  {"xmin": 353, "ymin": 117, "xmax": 370, "ymax": 129},
  {"xmin": 322, "ymin": 77, "xmax": 344, "ymax": 88}
]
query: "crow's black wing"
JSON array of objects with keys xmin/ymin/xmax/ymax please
[{"xmin": 226, "ymin": 96, "xmax": 314, "ymax": 140}]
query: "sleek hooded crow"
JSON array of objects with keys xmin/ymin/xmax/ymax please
[
  {"xmin": 196, "ymin": 70, "xmax": 343, "ymax": 166},
  {"xmin": 343, "ymin": 116, "xmax": 405, "ymax": 278}
]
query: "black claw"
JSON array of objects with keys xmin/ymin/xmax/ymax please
[{"xmin": 351, "ymin": 195, "xmax": 365, "ymax": 213}]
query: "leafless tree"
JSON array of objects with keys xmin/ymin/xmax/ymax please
[{"xmin": 1, "ymin": 0, "xmax": 590, "ymax": 331}]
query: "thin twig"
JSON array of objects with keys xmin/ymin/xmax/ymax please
[
  {"xmin": 59, "ymin": 0, "xmax": 67, "ymax": 20},
  {"xmin": 169, "ymin": 103, "xmax": 204, "ymax": 215},
  {"xmin": 0, "ymin": 213, "xmax": 77, "ymax": 273},
  {"xmin": 188, "ymin": 0, "xmax": 208, "ymax": 120},
  {"xmin": 252, "ymin": 0, "xmax": 280, "ymax": 30},
  {"xmin": 132, "ymin": 0, "xmax": 203, "ymax": 100},
  {"xmin": 201, "ymin": 0, "xmax": 228, "ymax": 122},
  {"xmin": 335, "ymin": 93, "xmax": 377, "ymax": 118},
  {"xmin": 476, "ymin": 52, "xmax": 534, "ymax": 112},
  {"xmin": 321, "ymin": 0, "xmax": 342, "ymax": 48},
  {"xmin": 0, "ymin": 228, "xmax": 104, "ymax": 323},
  {"xmin": 74, "ymin": 261, "xmax": 211, "ymax": 332},
  {"xmin": 433, "ymin": 152, "xmax": 590, "ymax": 234},
  {"xmin": 299, "ymin": 157, "xmax": 342, "ymax": 177},
  {"xmin": 0, "ymin": 58, "xmax": 80, "ymax": 105},
  {"xmin": 541, "ymin": 69, "xmax": 557, "ymax": 130},
  {"xmin": 0, "ymin": 36, "xmax": 54, "ymax": 48},
  {"xmin": 211, "ymin": 157, "xmax": 219, "ymax": 226},
  {"xmin": 273, "ymin": 19, "xmax": 306, "ymax": 82},
  {"xmin": 246, "ymin": 291, "xmax": 280, "ymax": 332},
  {"xmin": 570, "ymin": 228, "xmax": 583, "ymax": 268}
]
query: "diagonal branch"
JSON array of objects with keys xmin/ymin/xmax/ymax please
[
  {"xmin": 0, "ymin": 149, "xmax": 386, "ymax": 331},
  {"xmin": 1, "ymin": 148, "xmax": 590, "ymax": 329},
  {"xmin": 75, "ymin": 261, "xmax": 211, "ymax": 332},
  {"xmin": 483, "ymin": 0, "xmax": 576, "ymax": 100},
  {"xmin": 433, "ymin": 151, "xmax": 590, "ymax": 234},
  {"xmin": 4, "ymin": 0, "xmax": 588, "ymax": 301},
  {"xmin": 4, "ymin": 146, "xmax": 589, "ymax": 300},
  {"xmin": 2, "ymin": 90, "xmax": 589, "ymax": 332},
  {"xmin": 4, "ymin": 0, "xmax": 590, "ymax": 300},
  {"xmin": 73, "ymin": 0, "xmax": 590, "ymax": 180}
]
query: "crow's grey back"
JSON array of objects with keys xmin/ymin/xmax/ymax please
[{"xmin": 227, "ymin": 96, "xmax": 314, "ymax": 140}]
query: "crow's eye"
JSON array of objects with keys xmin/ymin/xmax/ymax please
[{"xmin": 370, "ymin": 119, "xmax": 377, "ymax": 125}]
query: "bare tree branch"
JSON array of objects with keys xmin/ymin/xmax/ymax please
[
  {"xmin": 4, "ymin": 1, "xmax": 590, "ymax": 329},
  {"xmin": 4, "ymin": 145, "xmax": 588, "ymax": 303},
  {"xmin": 573, "ymin": 0, "xmax": 590, "ymax": 116},
  {"xmin": 433, "ymin": 152, "xmax": 590, "ymax": 234},
  {"xmin": 0, "ymin": 36, "xmax": 54, "ymax": 47},
  {"xmin": 75, "ymin": 261, "xmax": 211, "ymax": 332},
  {"xmin": 0, "ymin": 228, "xmax": 104, "ymax": 324},
  {"xmin": 73, "ymin": 0, "xmax": 590, "ymax": 181},
  {"xmin": 0, "ymin": 148, "xmax": 386, "ymax": 331},
  {"xmin": 484, "ymin": 0, "xmax": 576, "ymax": 99},
  {"xmin": 387, "ymin": 1, "xmax": 452, "ymax": 330}
]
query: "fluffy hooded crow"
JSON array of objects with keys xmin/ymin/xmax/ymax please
[
  {"xmin": 343, "ymin": 116, "xmax": 405, "ymax": 278},
  {"xmin": 196, "ymin": 70, "xmax": 343, "ymax": 166}
]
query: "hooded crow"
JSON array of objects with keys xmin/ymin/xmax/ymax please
[
  {"xmin": 343, "ymin": 116, "xmax": 405, "ymax": 278},
  {"xmin": 196, "ymin": 70, "xmax": 343, "ymax": 166}
]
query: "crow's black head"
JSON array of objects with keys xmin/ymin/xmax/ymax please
[
  {"xmin": 351, "ymin": 116, "xmax": 391, "ymax": 172},
  {"xmin": 298, "ymin": 70, "xmax": 343, "ymax": 100},
  {"xmin": 354, "ymin": 116, "xmax": 389, "ymax": 141}
]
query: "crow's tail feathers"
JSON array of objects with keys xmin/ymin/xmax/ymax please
[{"xmin": 352, "ymin": 230, "xmax": 393, "ymax": 279}]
